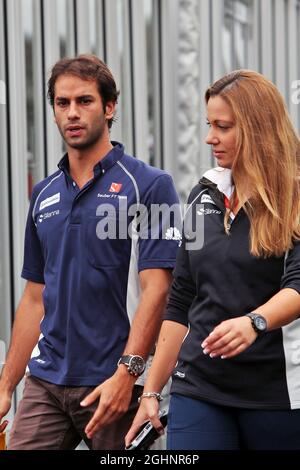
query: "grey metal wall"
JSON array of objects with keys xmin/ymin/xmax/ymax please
[{"xmin": 176, "ymin": 0, "xmax": 300, "ymax": 200}]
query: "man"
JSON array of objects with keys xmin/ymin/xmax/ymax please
[{"xmin": 0, "ymin": 55, "xmax": 180, "ymax": 450}]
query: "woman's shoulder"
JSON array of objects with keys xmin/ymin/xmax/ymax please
[
  {"xmin": 187, "ymin": 167, "xmax": 232, "ymax": 204},
  {"xmin": 200, "ymin": 167, "xmax": 232, "ymax": 190}
]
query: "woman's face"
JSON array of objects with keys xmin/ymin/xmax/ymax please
[{"xmin": 206, "ymin": 96, "xmax": 237, "ymax": 169}]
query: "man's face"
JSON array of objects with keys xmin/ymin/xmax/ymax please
[{"xmin": 53, "ymin": 74, "xmax": 115, "ymax": 150}]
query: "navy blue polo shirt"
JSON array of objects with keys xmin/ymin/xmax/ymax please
[{"xmin": 22, "ymin": 142, "xmax": 181, "ymax": 386}]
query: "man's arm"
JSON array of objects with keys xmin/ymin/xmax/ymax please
[
  {"xmin": 81, "ymin": 268, "xmax": 172, "ymax": 438},
  {"xmin": 0, "ymin": 281, "xmax": 44, "ymax": 432}
]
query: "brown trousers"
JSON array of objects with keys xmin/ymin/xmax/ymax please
[{"xmin": 8, "ymin": 375, "xmax": 142, "ymax": 450}]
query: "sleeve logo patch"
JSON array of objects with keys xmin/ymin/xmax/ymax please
[{"xmin": 39, "ymin": 192, "xmax": 60, "ymax": 210}]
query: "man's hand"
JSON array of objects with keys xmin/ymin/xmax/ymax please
[
  {"xmin": 0, "ymin": 389, "xmax": 11, "ymax": 433},
  {"xmin": 80, "ymin": 366, "xmax": 136, "ymax": 439},
  {"xmin": 201, "ymin": 316, "xmax": 258, "ymax": 359}
]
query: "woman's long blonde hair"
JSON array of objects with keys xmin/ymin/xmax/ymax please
[{"xmin": 205, "ymin": 70, "xmax": 300, "ymax": 258}]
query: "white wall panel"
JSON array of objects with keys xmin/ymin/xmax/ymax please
[
  {"xmin": 42, "ymin": 0, "xmax": 63, "ymax": 175},
  {"xmin": 211, "ymin": 0, "xmax": 224, "ymax": 80},
  {"xmin": 274, "ymin": 0, "xmax": 287, "ymax": 98},
  {"xmin": 95, "ymin": 0, "xmax": 105, "ymax": 60},
  {"xmin": 288, "ymin": 0, "xmax": 299, "ymax": 128},
  {"xmin": 177, "ymin": 0, "xmax": 201, "ymax": 200},
  {"xmin": 75, "ymin": 0, "xmax": 91, "ymax": 54},
  {"xmin": 66, "ymin": 0, "xmax": 76, "ymax": 57},
  {"xmin": 199, "ymin": 0, "xmax": 214, "ymax": 176},
  {"xmin": 5, "ymin": 0, "xmax": 28, "ymax": 306},
  {"xmin": 104, "ymin": 0, "xmax": 123, "ymax": 144},
  {"xmin": 32, "ymin": 0, "xmax": 46, "ymax": 182},
  {"xmin": 5, "ymin": 0, "xmax": 29, "ymax": 412},
  {"xmin": 129, "ymin": 0, "xmax": 150, "ymax": 163},
  {"xmin": 250, "ymin": 0, "xmax": 261, "ymax": 70},
  {"xmin": 0, "ymin": 0, "xmax": 12, "ymax": 360},
  {"xmin": 160, "ymin": 0, "xmax": 179, "ymax": 178},
  {"xmin": 260, "ymin": 0, "xmax": 274, "ymax": 80}
]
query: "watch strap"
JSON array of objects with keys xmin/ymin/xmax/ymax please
[{"xmin": 117, "ymin": 355, "xmax": 132, "ymax": 366}]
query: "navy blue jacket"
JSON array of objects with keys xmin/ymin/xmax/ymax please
[{"xmin": 165, "ymin": 168, "xmax": 300, "ymax": 410}]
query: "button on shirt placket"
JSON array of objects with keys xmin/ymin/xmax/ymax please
[{"xmin": 69, "ymin": 169, "xmax": 102, "ymax": 225}]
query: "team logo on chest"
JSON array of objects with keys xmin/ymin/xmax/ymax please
[
  {"xmin": 200, "ymin": 194, "xmax": 215, "ymax": 205},
  {"xmin": 109, "ymin": 182, "xmax": 123, "ymax": 193}
]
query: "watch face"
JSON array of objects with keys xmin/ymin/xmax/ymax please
[
  {"xmin": 254, "ymin": 315, "xmax": 267, "ymax": 331},
  {"xmin": 129, "ymin": 356, "xmax": 145, "ymax": 375}
]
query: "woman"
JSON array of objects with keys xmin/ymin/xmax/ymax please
[{"xmin": 125, "ymin": 70, "xmax": 300, "ymax": 450}]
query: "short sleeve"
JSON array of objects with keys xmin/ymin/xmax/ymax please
[
  {"xmin": 21, "ymin": 189, "xmax": 45, "ymax": 284},
  {"xmin": 163, "ymin": 186, "xmax": 201, "ymax": 326},
  {"xmin": 280, "ymin": 243, "xmax": 300, "ymax": 294},
  {"xmin": 138, "ymin": 174, "xmax": 181, "ymax": 272}
]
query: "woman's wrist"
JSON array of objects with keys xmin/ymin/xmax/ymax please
[{"xmin": 138, "ymin": 391, "xmax": 163, "ymax": 403}]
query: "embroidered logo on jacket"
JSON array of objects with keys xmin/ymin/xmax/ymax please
[
  {"xmin": 197, "ymin": 208, "xmax": 221, "ymax": 216},
  {"xmin": 200, "ymin": 194, "xmax": 215, "ymax": 205},
  {"xmin": 38, "ymin": 210, "xmax": 60, "ymax": 223},
  {"xmin": 39, "ymin": 192, "xmax": 60, "ymax": 210},
  {"xmin": 174, "ymin": 371, "xmax": 185, "ymax": 378},
  {"xmin": 109, "ymin": 183, "xmax": 123, "ymax": 193}
]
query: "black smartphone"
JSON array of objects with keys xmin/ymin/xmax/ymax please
[{"xmin": 125, "ymin": 410, "xmax": 168, "ymax": 450}]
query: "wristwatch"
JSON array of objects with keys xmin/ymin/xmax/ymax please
[
  {"xmin": 245, "ymin": 312, "xmax": 267, "ymax": 335},
  {"xmin": 118, "ymin": 355, "xmax": 146, "ymax": 376}
]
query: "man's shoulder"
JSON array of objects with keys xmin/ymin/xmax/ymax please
[
  {"xmin": 31, "ymin": 169, "xmax": 63, "ymax": 201},
  {"xmin": 120, "ymin": 153, "xmax": 172, "ymax": 185}
]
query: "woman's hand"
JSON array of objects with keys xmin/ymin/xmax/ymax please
[
  {"xmin": 201, "ymin": 316, "xmax": 258, "ymax": 359},
  {"xmin": 125, "ymin": 397, "xmax": 163, "ymax": 448}
]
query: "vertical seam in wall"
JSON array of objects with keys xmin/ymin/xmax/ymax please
[
  {"xmin": 3, "ymin": 0, "xmax": 15, "ymax": 325},
  {"xmin": 158, "ymin": 0, "xmax": 164, "ymax": 169},
  {"xmin": 209, "ymin": 0, "xmax": 214, "ymax": 167},
  {"xmin": 128, "ymin": 0, "xmax": 136, "ymax": 157},
  {"xmin": 209, "ymin": 0, "xmax": 213, "ymax": 82},
  {"xmin": 73, "ymin": 0, "xmax": 78, "ymax": 55},
  {"xmin": 257, "ymin": 0, "xmax": 262, "ymax": 71},
  {"xmin": 272, "ymin": 0, "xmax": 276, "ymax": 82},
  {"xmin": 232, "ymin": 0, "xmax": 236, "ymax": 69},
  {"xmin": 102, "ymin": 0, "xmax": 107, "ymax": 61},
  {"xmin": 298, "ymin": 2, "xmax": 300, "ymax": 127},
  {"xmin": 40, "ymin": 0, "xmax": 48, "ymax": 177},
  {"xmin": 3, "ymin": 0, "xmax": 17, "ymax": 414},
  {"xmin": 285, "ymin": 0, "xmax": 289, "ymax": 105}
]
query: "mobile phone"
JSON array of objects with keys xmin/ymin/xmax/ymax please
[{"xmin": 125, "ymin": 410, "xmax": 168, "ymax": 450}]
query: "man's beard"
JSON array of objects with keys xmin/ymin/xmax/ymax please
[{"xmin": 60, "ymin": 121, "xmax": 106, "ymax": 150}]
